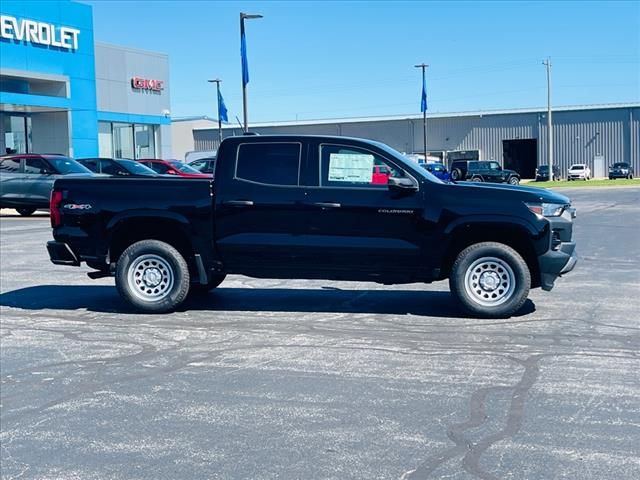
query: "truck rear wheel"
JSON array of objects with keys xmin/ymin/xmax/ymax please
[
  {"xmin": 449, "ymin": 242, "xmax": 530, "ymax": 318},
  {"xmin": 115, "ymin": 240, "xmax": 190, "ymax": 313}
]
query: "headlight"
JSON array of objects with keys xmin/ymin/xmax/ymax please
[{"xmin": 525, "ymin": 202, "xmax": 566, "ymax": 217}]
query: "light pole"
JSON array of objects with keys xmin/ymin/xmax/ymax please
[
  {"xmin": 543, "ymin": 57, "xmax": 553, "ymax": 180},
  {"xmin": 415, "ymin": 63, "xmax": 429, "ymax": 161},
  {"xmin": 208, "ymin": 78, "xmax": 223, "ymax": 144},
  {"xmin": 240, "ymin": 12, "xmax": 262, "ymax": 132}
]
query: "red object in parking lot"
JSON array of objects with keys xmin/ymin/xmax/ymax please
[
  {"xmin": 137, "ymin": 159, "xmax": 211, "ymax": 178},
  {"xmin": 371, "ymin": 165, "xmax": 391, "ymax": 185}
]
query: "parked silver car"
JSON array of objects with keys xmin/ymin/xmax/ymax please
[{"xmin": 0, "ymin": 154, "xmax": 93, "ymax": 216}]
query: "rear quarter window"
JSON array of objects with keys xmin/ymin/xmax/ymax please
[{"xmin": 235, "ymin": 143, "xmax": 301, "ymax": 186}]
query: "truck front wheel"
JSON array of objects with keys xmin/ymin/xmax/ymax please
[
  {"xmin": 449, "ymin": 242, "xmax": 530, "ymax": 318},
  {"xmin": 115, "ymin": 240, "xmax": 190, "ymax": 313}
]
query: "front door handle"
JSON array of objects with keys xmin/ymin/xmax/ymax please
[
  {"xmin": 224, "ymin": 200, "xmax": 254, "ymax": 207},
  {"xmin": 313, "ymin": 202, "xmax": 341, "ymax": 209}
]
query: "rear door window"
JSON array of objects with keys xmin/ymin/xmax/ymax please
[
  {"xmin": 0, "ymin": 158, "xmax": 22, "ymax": 173},
  {"xmin": 235, "ymin": 143, "xmax": 301, "ymax": 186},
  {"xmin": 81, "ymin": 159, "xmax": 99, "ymax": 173}
]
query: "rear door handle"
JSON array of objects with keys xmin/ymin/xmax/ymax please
[
  {"xmin": 224, "ymin": 200, "xmax": 254, "ymax": 206},
  {"xmin": 313, "ymin": 202, "xmax": 341, "ymax": 209}
]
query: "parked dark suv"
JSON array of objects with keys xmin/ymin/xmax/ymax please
[
  {"xmin": 608, "ymin": 162, "xmax": 634, "ymax": 180},
  {"xmin": 450, "ymin": 160, "xmax": 520, "ymax": 185},
  {"xmin": 0, "ymin": 154, "xmax": 93, "ymax": 216},
  {"xmin": 535, "ymin": 165, "xmax": 561, "ymax": 182}
]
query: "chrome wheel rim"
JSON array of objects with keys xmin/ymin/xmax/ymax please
[
  {"xmin": 464, "ymin": 256, "xmax": 516, "ymax": 307},
  {"xmin": 127, "ymin": 254, "xmax": 174, "ymax": 302}
]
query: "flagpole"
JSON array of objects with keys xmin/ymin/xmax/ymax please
[
  {"xmin": 240, "ymin": 12, "xmax": 263, "ymax": 133},
  {"xmin": 415, "ymin": 63, "xmax": 429, "ymax": 161},
  {"xmin": 208, "ymin": 78, "xmax": 223, "ymax": 144}
]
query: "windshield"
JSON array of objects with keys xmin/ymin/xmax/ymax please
[
  {"xmin": 570, "ymin": 165, "xmax": 585, "ymax": 170},
  {"xmin": 612, "ymin": 163, "xmax": 628, "ymax": 168},
  {"xmin": 168, "ymin": 160, "xmax": 202, "ymax": 174},
  {"xmin": 373, "ymin": 141, "xmax": 443, "ymax": 184},
  {"xmin": 117, "ymin": 159, "xmax": 157, "ymax": 176},
  {"xmin": 49, "ymin": 157, "xmax": 92, "ymax": 175}
]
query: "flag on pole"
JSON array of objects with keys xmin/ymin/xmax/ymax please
[
  {"xmin": 420, "ymin": 70, "xmax": 428, "ymax": 113},
  {"xmin": 218, "ymin": 89, "xmax": 228, "ymax": 123},
  {"xmin": 241, "ymin": 30, "xmax": 249, "ymax": 86}
]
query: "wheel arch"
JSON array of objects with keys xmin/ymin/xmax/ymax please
[
  {"xmin": 440, "ymin": 219, "xmax": 542, "ymax": 288},
  {"xmin": 107, "ymin": 213, "xmax": 194, "ymax": 266}
]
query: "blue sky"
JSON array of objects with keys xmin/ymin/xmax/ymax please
[{"xmin": 84, "ymin": 0, "xmax": 639, "ymax": 122}]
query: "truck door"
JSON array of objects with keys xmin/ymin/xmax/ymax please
[
  {"xmin": 214, "ymin": 141, "xmax": 308, "ymax": 272},
  {"xmin": 300, "ymin": 142, "xmax": 426, "ymax": 279}
]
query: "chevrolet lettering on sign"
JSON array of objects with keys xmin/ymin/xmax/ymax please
[
  {"xmin": 0, "ymin": 15, "xmax": 80, "ymax": 50},
  {"xmin": 131, "ymin": 77, "xmax": 164, "ymax": 92}
]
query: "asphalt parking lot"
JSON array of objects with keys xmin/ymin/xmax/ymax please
[{"xmin": 1, "ymin": 186, "xmax": 639, "ymax": 480}]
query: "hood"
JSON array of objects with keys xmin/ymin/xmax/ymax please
[{"xmin": 448, "ymin": 180, "xmax": 570, "ymax": 204}]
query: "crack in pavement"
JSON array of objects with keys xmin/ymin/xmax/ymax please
[{"xmin": 407, "ymin": 354, "xmax": 543, "ymax": 480}]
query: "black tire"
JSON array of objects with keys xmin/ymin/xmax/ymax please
[
  {"xmin": 471, "ymin": 176, "xmax": 483, "ymax": 182},
  {"xmin": 449, "ymin": 242, "xmax": 531, "ymax": 318},
  {"xmin": 629, "ymin": 174, "xmax": 633, "ymax": 180},
  {"xmin": 451, "ymin": 168, "xmax": 462, "ymax": 181},
  {"xmin": 609, "ymin": 177, "xmax": 613, "ymax": 180},
  {"xmin": 16, "ymin": 207, "xmax": 36, "ymax": 216},
  {"xmin": 115, "ymin": 240, "xmax": 190, "ymax": 313},
  {"xmin": 508, "ymin": 176, "xmax": 520, "ymax": 185},
  {"xmin": 189, "ymin": 274, "xmax": 227, "ymax": 295}
]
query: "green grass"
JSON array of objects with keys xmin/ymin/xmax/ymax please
[{"xmin": 522, "ymin": 178, "xmax": 640, "ymax": 189}]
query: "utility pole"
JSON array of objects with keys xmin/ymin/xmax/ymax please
[
  {"xmin": 415, "ymin": 63, "xmax": 429, "ymax": 161},
  {"xmin": 208, "ymin": 79, "xmax": 223, "ymax": 144},
  {"xmin": 543, "ymin": 58, "xmax": 553, "ymax": 180}
]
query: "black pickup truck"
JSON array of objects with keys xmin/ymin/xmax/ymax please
[{"xmin": 47, "ymin": 135, "xmax": 577, "ymax": 318}]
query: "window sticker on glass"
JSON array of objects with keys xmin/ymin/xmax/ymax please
[{"xmin": 328, "ymin": 153, "xmax": 375, "ymax": 183}]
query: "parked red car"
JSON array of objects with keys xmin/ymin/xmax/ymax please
[{"xmin": 137, "ymin": 159, "xmax": 211, "ymax": 178}]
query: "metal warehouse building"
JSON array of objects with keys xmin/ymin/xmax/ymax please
[{"xmin": 175, "ymin": 102, "xmax": 639, "ymax": 179}]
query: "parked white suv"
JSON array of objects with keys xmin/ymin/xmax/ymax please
[{"xmin": 568, "ymin": 163, "xmax": 591, "ymax": 181}]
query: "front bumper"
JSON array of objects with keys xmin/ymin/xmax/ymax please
[
  {"xmin": 538, "ymin": 241, "xmax": 577, "ymax": 291},
  {"xmin": 47, "ymin": 241, "xmax": 80, "ymax": 266},
  {"xmin": 609, "ymin": 171, "xmax": 630, "ymax": 178}
]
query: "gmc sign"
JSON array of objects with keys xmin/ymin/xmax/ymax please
[{"xmin": 131, "ymin": 77, "xmax": 164, "ymax": 92}]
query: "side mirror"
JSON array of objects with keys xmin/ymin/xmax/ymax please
[
  {"xmin": 40, "ymin": 168, "xmax": 52, "ymax": 175},
  {"xmin": 167, "ymin": 170, "xmax": 178, "ymax": 175},
  {"xmin": 388, "ymin": 176, "xmax": 418, "ymax": 194}
]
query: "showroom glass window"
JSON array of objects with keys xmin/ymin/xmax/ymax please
[
  {"xmin": 2, "ymin": 115, "xmax": 32, "ymax": 154},
  {"xmin": 113, "ymin": 123, "xmax": 134, "ymax": 159},
  {"xmin": 134, "ymin": 125, "xmax": 156, "ymax": 159}
]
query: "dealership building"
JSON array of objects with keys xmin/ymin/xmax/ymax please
[
  {"xmin": 176, "ymin": 102, "xmax": 640, "ymax": 179},
  {"xmin": 0, "ymin": 0, "xmax": 172, "ymax": 159}
]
